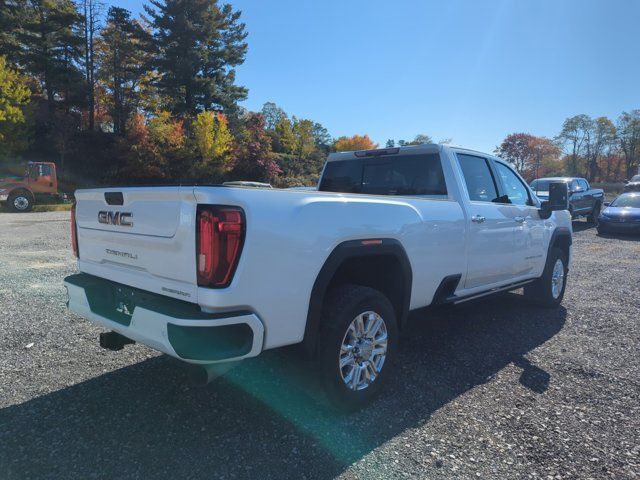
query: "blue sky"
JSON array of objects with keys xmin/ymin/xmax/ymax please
[{"xmin": 116, "ymin": 0, "xmax": 638, "ymax": 153}]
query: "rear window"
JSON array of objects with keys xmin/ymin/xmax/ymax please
[{"xmin": 319, "ymin": 154, "xmax": 447, "ymax": 196}]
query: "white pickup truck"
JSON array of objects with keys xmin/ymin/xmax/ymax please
[{"xmin": 64, "ymin": 144, "xmax": 572, "ymax": 409}]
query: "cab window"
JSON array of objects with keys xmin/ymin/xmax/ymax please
[
  {"xmin": 456, "ymin": 154, "xmax": 499, "ymax": 202},
  {"xmin": 494, "ymin": 162, "xmax": 532, "ymax": 206}
]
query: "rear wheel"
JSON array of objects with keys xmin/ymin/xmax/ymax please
[
  {"xmin": 317, "ymin": 284, "xmax": 398, "ymax": 411},
  {"xmin": 524, "ymin": 247, "xmax": 568, "ymax": 308},
  {"xmin": 8, "ymin": 191, "xmax": 33, "ymax": 212}
]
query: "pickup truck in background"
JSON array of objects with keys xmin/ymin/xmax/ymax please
[
  {"xmin": 530, "ymin": 177, "xmax": 604, "ymax": 224},
  {"xmin": 0, "ymin": 161, "xmax": 60, "ymax": 212},
  {"xmin": 64, "ymin": 144, "xmax": 572, "ymax": 409}
]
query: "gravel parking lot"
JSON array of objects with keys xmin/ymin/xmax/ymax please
[{"xmin": 0, "ymin": 211, "xmax": 638, "ymax": 479}]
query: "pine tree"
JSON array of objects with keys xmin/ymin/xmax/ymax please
[{"xmin": 144, "ymin": 0, "xmax": 248, "ymax": 115}]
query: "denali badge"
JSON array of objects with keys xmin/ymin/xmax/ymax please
[{"xmin": 98, "ymin": 211, "xmax": 133, "ymax": 227}]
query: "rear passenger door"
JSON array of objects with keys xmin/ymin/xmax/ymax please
[{"xmin": 455, "ymin": 153, "xmax": 518, "ymax": 289}]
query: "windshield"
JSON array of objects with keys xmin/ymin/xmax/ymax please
[
  {"xmin": 610, "ymin": 194, "xmax": 640, "ymax": 208},
  {"xmin": 530, "ymin": 179, "xmax": 568, "ymax": 191},
  {"xmin": 630, "ymin": 175, "xmax": 640, "ymax": 182}
]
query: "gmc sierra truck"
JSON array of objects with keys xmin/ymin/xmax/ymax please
[
  {"xmin": 64, "ymin": 144, "xmax": 572, "ymax": 409},
  {"xmin": 531, "ymin": 177, "xmax": 604, "ymax": 224}
]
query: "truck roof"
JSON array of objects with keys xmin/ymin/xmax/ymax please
[{"xmin": 326, "ymin": 143, "xmax": 491, "ymax": 162}]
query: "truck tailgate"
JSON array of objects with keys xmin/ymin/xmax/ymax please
[{"xmin": 74, "ymin": 187, "xmax": 199, "ymax": 302}]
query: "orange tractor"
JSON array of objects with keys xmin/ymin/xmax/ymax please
[{"xmin": 0, "ymin": 162, "xmax": 60, "ymax": 212}]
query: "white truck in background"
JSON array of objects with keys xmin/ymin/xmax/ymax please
[{"xmin": 64, "ymin": 144, "xmax": 572, "ymax": 409}]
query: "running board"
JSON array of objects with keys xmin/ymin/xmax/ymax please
[{"xmin": 445, "ymin": 279, "xmax": 536, "ymax": 305}]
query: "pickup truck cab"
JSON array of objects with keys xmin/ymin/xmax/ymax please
[
  {"xmin": 531, "ymin": 177, "xmax": 604, "ymax": 224},
  {"xmin": 64, "ymin": 144, "xmax": 572, "ymax": 409}
]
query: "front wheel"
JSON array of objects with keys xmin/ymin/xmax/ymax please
[
  {"xmin": 317, "ymin": 284, "xmax": 398, "ymax": 411},
  {"xmin": 8, "ymin": 192, "xmax": 33, "ymax": 212},
  {"xmin": 524, "ymin": 247, "xmax": 568, "ymax": 308}
]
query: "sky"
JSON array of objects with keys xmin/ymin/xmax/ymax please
[{"xmin": 115, "ymin": 0, "xmax": 639, "ymax": 153}]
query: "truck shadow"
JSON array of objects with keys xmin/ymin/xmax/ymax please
[{"xmin": 0, "ymin": 293, "xmax": 565, "ymax": 479}]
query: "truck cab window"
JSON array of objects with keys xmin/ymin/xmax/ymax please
[
  {"xmin": 319, "ymin": 154, "xmax": 447, "ymax": 196},
  {"xmin": 494, "ymin": 162, "xmax": 531, "ymax": 206},
  {"xmin": 456, "ymin": 154, "xmax": 499, "ymax": 202}
]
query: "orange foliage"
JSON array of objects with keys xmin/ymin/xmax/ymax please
[{"xmin": 334, "ymin": 134, "xmax": 378, "ymax": 152}]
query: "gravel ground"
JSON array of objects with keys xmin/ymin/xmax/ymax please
[{"xmin": 0, "ymin": 212, "xmax": 639, "ymax": 479}]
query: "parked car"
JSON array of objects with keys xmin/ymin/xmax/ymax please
[
  {"xmin": 64, "ymin": 144, "xmax": 572, "ymax": 409},
  {"xmin": 597, "ymin": 192, "xmax": 640, "ymax": 235},
  {"xmin": 530, "ymin": 177, "xmax": 604, "ymax": 224},
  {"xmin": 0, "ymin": 161, "xmax": 59, "ymax": 212},
  {"xmin": 623, "ymin": 174, "xmax": 640, "ymax": 192}
]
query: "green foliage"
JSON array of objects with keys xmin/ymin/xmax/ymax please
[
  {"xmin": 144, "ymin": 0, "xmax": 248, "ymax": 115},
  {"xmin": 0, "ymin": 55, "xmax": 32, "ymax": 155}
]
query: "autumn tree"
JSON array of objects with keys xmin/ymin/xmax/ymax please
[
  {"xmin": 232, "ymin": 113, "xmax": 279, "ymax": 181},
  {"xmin": 191, "ymin": 110, "xmax": 234, "ymax": 180},
  {"xmin": 333, "ymin": 134, "xmax": 378, "ymax": 152},
  {"xmin": 584, "ymin": 117, "xmax": 616, "ymax": 181},
  {"xmin": 495, "ymin": 133, "xmax": 560, "ymax": 178},
  {"xmin": 145, "ymin": 0, "xmax": 248, "ymax": 115},
  {"xmin": 0, "ymin": 55, "xmax": 32, "ymax": 155}
]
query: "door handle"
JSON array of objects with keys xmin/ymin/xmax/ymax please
[
  {"xmin": 471, "ymin": 214, "xmax": 485, "ymax": 224},
  {"xmin": 514, "ymin": 216, "xmax": 526, "ymax": 223}
]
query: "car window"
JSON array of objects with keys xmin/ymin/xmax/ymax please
[
  {"xmin": 456, "ymin": 154, "xmax": 499, "ymax": 202},
  {"xmin": 494, "ymin": 162, "xmax": 531, "ymax": 206},
  {"xmin": 570, "ymin": 180, "xmax": 579, "ymax": 191},
  {"xmin": 578, "ymin": 179, "xmax": 589, "ymax": 190},
  {"xmin": 631, "ymin": 175, "xmax": 640, "ymax": 182},
  {"xmin": 319, "ymin": 153, "xmax": 447, "ymax": 196}
]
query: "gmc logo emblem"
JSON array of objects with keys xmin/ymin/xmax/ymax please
[{"xmin": 98, "ymin": 211, "xmax": 133, "ymax": 227}]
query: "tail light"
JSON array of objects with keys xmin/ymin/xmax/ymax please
[
  {"xmin": 196, "ymin": 205, "xmax": 245, "ymax": 288},
  {"xmin": 71, "ymin": 203, "xmax": 79, "ymax": 258}
]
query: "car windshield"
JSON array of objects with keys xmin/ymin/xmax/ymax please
[
  {"xmin": 630, "ymin": 175, "xmax": 640, "ymax": 182},
  {"xmin": 530, "ymin": 179, "xmax": 568, "ymax": 191},
  {"xmin": 610, "ymin": 194, "xmax": 640, "ymax": 208}
]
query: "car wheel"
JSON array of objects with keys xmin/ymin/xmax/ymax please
[
  {"xmin": 524, "ymin": 247, "xmax": 568, "ymax": 308},
  {"xmin": 317, "ymin": 284, "xmax": 398, "ymax": 411},
  {"xmin": 8, "ymin": 192, "xmax": 33, "ymax": 212},
  {"xmin": 587, "ymin": 202, "xmax": 601, "ymax": 225}
]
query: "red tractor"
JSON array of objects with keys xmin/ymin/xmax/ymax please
[{"xmin": 0, "ymin": 162, "xmax": 59, "ymax": 212}]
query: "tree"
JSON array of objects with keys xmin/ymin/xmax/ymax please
[
  {"xmin": 333, "ymin": 134, "xmax": 378, "ymax": 152},
  {"xmin": 617, "ymin": 110, "xmax": 640, "ymax": 179},
  {"xmin": 233, "ymin": 112, "xmax": 279, "ymax": 181},
  {"xmin": 81, "ymin": 0, "xmax": 104, "ymax": 130},
  {"xmin": 584, "ymin": 117, "xmax": 616, "ymax": 181},
  {"xmin": 385, "ymin": 139, "xmax": 395, "ymax": 148},
  {"xmin": 145, "ymin": 0, "xmax": 248, "ymax": 115},
  {"xmin": 16, "ymin": 0, "xmax": 84, "ymax": 112},
  {"xmin": 261, "ymin": 101, "xmax": 285, "ymax": 130},
  {"xmin": 97, "ymin": 7, "xmax": 154, "ymax": 134},
  {"xmin": 191, "ymin": 110, "xmax": 234, "ymax": 179},
  {"xmin": 0, "ymin": 55, "xmax": 32, "ymax": 155},
  {"xmin": 495, "ymin": 133, "xmax": 560, "ymax": 178},
  {"xmin": 405, "ymin": 133, "xmax": 433, "ymax": 145},
  {"xmin": 556, "ymin": 114, "xmax": 592, "ymax": 176}
]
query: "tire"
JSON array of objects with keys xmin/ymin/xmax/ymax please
[
  {"xmin": 317, "ymin": 284, "xmax": 398, "ymax": 411},
  {"xmin": 587, "ymin": 202, "xmax": 601, "ymax": 225},
  {"xmin": 8, "ymin": 191, "xmax": 33, "ymax": 212},
  {"xmin": 524, "ymin": 247, "xmax": 568, "ymax": 308}
]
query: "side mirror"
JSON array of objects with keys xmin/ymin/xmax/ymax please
[{"xmin": 540, "ymin": 182, "xmax": 568, "ymax": 218}]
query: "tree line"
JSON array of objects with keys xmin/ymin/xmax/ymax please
[
  {"xmin": 0, "ymin": 0, "xmax": 382, "ymax": 187},
  {"xmin": 0, "ymin": 0, "xmax": 638, "ymax": 188},
  {"xmin": 495, "ymin": 112, "xmax": 640, "ymax": 183}
]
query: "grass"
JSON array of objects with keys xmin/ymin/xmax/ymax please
[{"xmin": 32, "ymin": 204, "xmax": 73, "ymax": 212}]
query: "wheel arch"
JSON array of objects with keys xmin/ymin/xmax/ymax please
[
  {"xmin": 548, "ymin": 227, "xmax": 572, "ymax": 267},
  {"xmin": 302, "ymin": 239, "xmax": 412, "ymax": 356}
]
